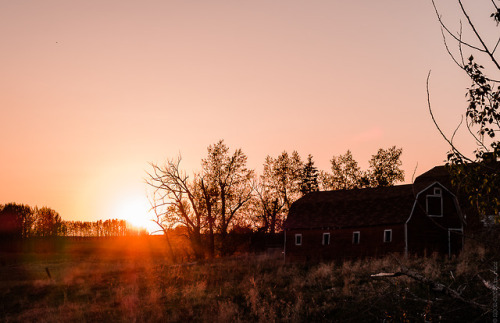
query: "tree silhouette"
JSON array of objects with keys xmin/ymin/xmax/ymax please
[
  {"xmin": 33, "ymin": 207, "xmax": 62, "ymax": 237},
  {"xmin": 324, "ymin": 148, "xmax": 404, "ymax": 190},
  {"xmin": 148, "ymin": 140, "xmax": 254, "ymax": 258},
  {"xmin": 147, "ymin": 156, "xmax": 205, "ymax": 259},
  {"xmin": 201, "ymin": 140, "xmax": 254, "ymax": 255},
  {"xmin": 254, "ymin": 151, "xmax": 303, "ymax": 233},
  {"xmin": 328, "ymin": 150, "xmax": 363, "ymax": 190},
  {"xmin": 430, "ymin": 0, "xmax": 500, "ymax": 216},
  {"xmin": 300, "ymin": 154, "xmax": 319, "ymax": 195},
  {"xmin": 366, "ymin": 146, "xmax": 405, "ymax": 187},
  {"xmin": 0, "ymin": 203, "xmax": 34, "ymax": 240}
]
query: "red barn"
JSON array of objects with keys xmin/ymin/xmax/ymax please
[{"xmin": 283, "ymin": 178, "xmax": 464, "ymax": 262}]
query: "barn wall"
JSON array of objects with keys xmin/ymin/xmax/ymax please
[{"xmin": 285, "ymin": 224, "xmax": 405, "ymax": 262}]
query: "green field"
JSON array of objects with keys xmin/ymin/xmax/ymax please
[{"xmin": 0, "ymin": 236, "xmax": 496, "ymax": 322}]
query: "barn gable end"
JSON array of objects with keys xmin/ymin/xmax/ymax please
[{"xmin": 405, "ymin": 182, "xmax": 464, "ymax": 258}]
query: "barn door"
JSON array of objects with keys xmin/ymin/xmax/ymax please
[{"xmin": 448, "ymin": 229, "xmax": 463, "ymax": 257}]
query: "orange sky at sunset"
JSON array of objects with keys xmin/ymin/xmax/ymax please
[{"xmin": 1, "ymin": 1, "xmax": 495, "ymax": 231}]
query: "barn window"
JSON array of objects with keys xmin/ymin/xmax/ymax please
[
  {"xmin": 426, "ymin": 187, "xmax": 443, "ymax": 217},
  {"xmin": 322, "ymin": 233, "xmax": 330, "ymax": 245},
  {"xmin": 295, "ymin": 234, "xmax": 302, "ymax": 246},
  {"xmin": 384, "ymin": 229, "xmax": 392, "ymax": 242},
  {"xmin": 352, "ymin": 231, "xmax": 360, "ymax": 244}
]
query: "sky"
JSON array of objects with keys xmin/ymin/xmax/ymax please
[{"xmin": 1, "ymin": 0, "xmax": 496, "ymax": 230}]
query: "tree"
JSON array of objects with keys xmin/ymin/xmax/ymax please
[
  {"xmin": 329, "ymin": 150, "xmax": 364, "ymax": 190},
  {"xmin": 196, "ymin": 174, "xmax": 218, "ymax": 258},
  {"xmin": 147, "ymin": 140, "xmax": 254, "ymax": 258},
  {"xmin": 430, "ymin": 0, "xmax": 500, "ymax": 216},
  {"xmin": 254, "ymin": 151, "xmax": 303, "ymax": 233},
  {"xmin": 366, "ymin": 146, "xmax": 405, "ymax": 187},
  {"xmin": 300, "ymin": 154, "xmax": 319, "ymax": 195},
  {"xmin": 147, "ymin": 157, "xmax": 206, "ymax": 259},
  {"xmin": 0, "ymin": 203, "xmax": 34, "ymax": 239},
  {"xmin": 201, "ymin": 140, "xmax": 254, "ymax": 255},
  {"xmin": 33, "ymin": 207, "xmax": 62, "ymax": 237},
  {"xmin": 325, "ymin": 148, "xmax": 404, "ymax": 190}
]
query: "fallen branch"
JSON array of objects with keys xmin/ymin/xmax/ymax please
[
  {"xmin": 478, "ymin": 274, "xmax": 499, "ymax": 291},
  {"xmin": 370, "ymin": 272, "xmax": 402, "ymax": 278},
  {"xmin": 371, "ymin": 265, "xmax": 489, "ymax": 311}
]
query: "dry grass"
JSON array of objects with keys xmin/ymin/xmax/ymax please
[{"xmin": 0, "ymin": 236, "xmax": 497, "ymax": 322}]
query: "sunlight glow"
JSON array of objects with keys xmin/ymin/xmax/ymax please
[{"xmin": 112, "ymin": 195, "xmax": 155, "ymax": 233}]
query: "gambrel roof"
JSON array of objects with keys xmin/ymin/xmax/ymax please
[
  {"xmin": 413, "ymin": 161, "xmax": 500, "ymax": 192},
  {"xmin": 284, "ymin": 184, "xmax": 416, "ymax": 230},
  {"xmin": 413, "ymin": 165, "xmax": 452, "ymax": 192}
]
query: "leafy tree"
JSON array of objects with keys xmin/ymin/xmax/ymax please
[
  {"xmin": 0, "ymin": 203, "xmax": 34, "ymax": 239},
  {"xmin": 201, "ymin": 140, "xmax": 254, "ymax": 255},
  {"xmin": 329, "ymin": 150, "xmax": 364, "ymax": 190},
  {"xmin": 325, "ymin": 148, "xmax": 404, "ymax": 190},
  {"xmin": 254, "ymin": 151, "xmax": 303, "ymax": 233},
  {"xmin": 195, "ymin": 173, "xmax": 219, "ymax": 258},
  {"xmin": 300, "ymin": 154, "xmax": 319, "ymax": 195},
  {"xmin": 33, "ymin": 207, "xmax": 62, "ymax": 237},
  {"xmin": 366, "ymin": 146, "xmax": 405, "ymax": 187},
  {"xmin": 317, "ymin": 170, "xmax": 333, "ymax": 191},
  {"xmin": 430, "ymin": 0, "xmax": 500, "ymax": 216}
]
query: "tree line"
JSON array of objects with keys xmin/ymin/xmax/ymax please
[
  {"xmin": 147, "ymin": 140, "xmax": 404, "ymax": 259},
  {"xmin": 0, "ymin": 204, "xmax": 63, "ymax": 240},
  {"xmin": 0, "ymin": 203, "xmax": 146, "ymax": 240},
  {"xmin": 62, "ymin": 219, "xmax": 147, "ymax": 237}
]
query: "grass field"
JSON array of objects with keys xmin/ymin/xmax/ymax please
[{"xmin": 0, "ymin": 236, "xmax": 497, "ymax": 322}]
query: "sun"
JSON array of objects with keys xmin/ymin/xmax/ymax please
[{"xmin": 112, "ymin": 194, "xmax": 156, "ymax": 233}]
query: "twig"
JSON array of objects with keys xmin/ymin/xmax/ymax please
[
  {"xmin": 431, "ymin": 0, "xmax": 486, "ymax": 53},
  {"xmin": 458, "ymin": 0, "xmax": 500, "ymax": 70},
  {"xmin": 478, "ymin": 274, "xmax": 499, "ymax": 291},
  {"xmin": 426, "ymin": 71, "xmax": 474, "ymax": 163}
]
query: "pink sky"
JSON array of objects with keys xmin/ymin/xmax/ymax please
[{"xmin": 0, "ymin": 0, "xmax": 493, "ymax": 226}]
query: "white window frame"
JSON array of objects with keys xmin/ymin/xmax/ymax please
[
  {"xmin": 295, "ymin": 234, "xmax": 302, "ymax": 246},
  {"xmin": 352, "ymin": 231, "xmax": 360, "ymax": 245},
  {"xmin": 383, "ymin": 229, "xmax": 392, "ymax": 242},
  {"xmin": 426, "ymin": 187, "xmax": 443, "ymax": 217},
  {"xmin": 322, "ymin": 232, "xmax": 330, "ymax": 245}
]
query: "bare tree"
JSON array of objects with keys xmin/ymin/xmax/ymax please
[
  {"xmin": 147, "ymin": 156, "xmax": 206, "ymax": 259},
  {"xmin": 148, "ymin": 140, "xmax": 255, "ymax": 258},
  {"xmin": 430, "ymin": 0, "xmax": 500, "ymax": 216}
]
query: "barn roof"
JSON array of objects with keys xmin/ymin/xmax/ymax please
[
  {"xmin": 413, "ymin": 165, "xmax": 452, "ymax": 192},
  {"xmin": 284, "ymin": 184, "xmax": 417, "ymax": 230},
  {"xmin": 413, "ymin": 160, "xmax": 500, "ymax": 191}
]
